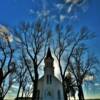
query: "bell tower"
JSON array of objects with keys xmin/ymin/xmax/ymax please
[
  {"xmin": 44, "ymin": 47, "xmax": 54, "ymax": 76},
  {"xmin": 37, "ymin": 47, "xmax": 64, "ymax": 100}
]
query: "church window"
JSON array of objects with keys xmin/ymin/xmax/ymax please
[
  {"xmin": 50, "ymin": 75, "xmax": 52, "ymax": 84},
  {"xmin": 47, "ymin": 75, "xmax": 49, "ymax": 84},
  {"xmin": 47, "ymin": 91, "xmax": 52, "ymax": 96},
  {"xmin": 58, "ymin": 90, "xmax": 61, "ymax": 100},
  {"xmin": 47, "ymin": 75, "xmax": 52, "ymax": 84},
  {"xmin": 37, "ymin": 90, "xmax": 40, "ymax": 100}
]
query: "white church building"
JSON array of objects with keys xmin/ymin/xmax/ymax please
[{"xmin": 37, "ymin": 48, "xmax": 64, "ymax": 100}]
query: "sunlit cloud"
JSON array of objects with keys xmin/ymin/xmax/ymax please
[
  {"xmin": 84, "ymin": 74, "xmax": 95, "ymax": 81},
  {"xmin": 28, "ymin": 0, "xmax": 88, "ymax": 23},
  {"xmin": 11, "ymin": 85, "xmax": 18, "ymax": 89},
  {"xmin": 5, "ymin": 85, "xmax": 18, "ymax": 100},
  {"xmin": 65, "ymin": 0, "xmax": 88, "ymax": 13},
  {"xmin": 0, "ymin": 25, "xmax": 21, "ymax": 43},
  {"xmin": 0, "ymin": 24, "xmax": 9, "ymax": 33},
  {"xmin": 0, "ymin": 24, "xmax": 13, "ymax": 42},
  {"xmin": 65, "ymin": 0, "xmax": 86, "ymax": 5},
  {"xmin": 67, "ymin": 4, "xmax": 73, "ymax": 13},
  {"xmin": 14, "ymin": 36, "xmax": 22, "ymax": 43},
  {"xmin": 94, "ymin": 83, "xmax": 100, "ymax": 87},
  {"xmin": 60, "ymin": 15, "xmax": 66, "ymax": 21},
  {"xmin": 53, "ymin": 56, "xmax": 61, "ymax": 78},
  {"xmin": 8, "ymin": 34, "xmax": 13, "ymax": 42}
]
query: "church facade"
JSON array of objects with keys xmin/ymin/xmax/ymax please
[{"xmin": 37, "ymin": 48, "xmax": 64, "ymax": 100}]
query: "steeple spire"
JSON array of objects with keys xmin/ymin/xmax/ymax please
[
  {"xmin": 45, "ymin": 47, "xmax": 53, "ymax": 59},
  {"xmin": 44, "ymin": 47, "xmax": 54, "ymax": 68},
  {"xmin": 44, "ymin": 47, "xmax": 54, "ymax": 75}
]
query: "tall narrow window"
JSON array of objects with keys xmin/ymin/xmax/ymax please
[
  {"xmin": 47, "ymin": 75, "xmax": 49, "ymax": 84},
  {"xmin": 58, "ymin": 90, "xmax": 61, "ymax": 100},
  {"xmin": 37, "ymin": 90, "xmax": 40, "ymax": 100},
  {"xmin": 47, "ymin": 75, "xmax": 52, "ymax": 84},
  {"xmin": 50, "ymin": 75, "xmax": 52, "ymax": 84}
]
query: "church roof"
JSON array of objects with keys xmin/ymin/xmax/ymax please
[{"xmin": 38, "ymin": 75, "xmax": 62, "ymax": 84}]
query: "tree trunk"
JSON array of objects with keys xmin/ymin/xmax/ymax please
[
  {"xmin": 32, "ymin": 68, "xmax": 38, "ymax": 100},
  {"xmin": 74, "ymin": 96, "xmax": 76, "ymax": 100},
  {"xmin": 16, "ymin": 83, "xmax": 22, "ymax": 100},
  {"xmin": 0, "ymin": 97, "xmax": 3, "ymax": 100},
  {"xmin": 62, "ymin": 81, "xmax": 68, "ymax": 100},
  {"xmin": 0, "ymin": 86, "xmax": 3, "ymax": 100},
  {"xmin": 78, "ymin": 85, "xmax": 84, "ymax": 100},
  {"xmin": 21, "ymin": 88, "xmax": 24, "ymax": 98}
]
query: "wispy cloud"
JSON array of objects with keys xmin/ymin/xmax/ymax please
[
  {"xmin": 0, "ymin": 24, "xmax": 13, "ymax": 42},
  {"xmin": 65, "ymin": 0, "xmax": 86, "ymax": 5},
  {"xmin": 0, "ymin": 24, "xmax": 9, "ymax": 33},
  {"xmin": 84, "ymin": 75, "xmax": 95, "ymax": 81},
  {"xmin": 65, "ymin": 0, "xmax": 88, "ymax": 13},
  {"xmin": 94, "ymin": 83, "xmax": 100, "ymax": 87},
  {"xmin": 67, "ymin": 4, "xmax": 73, "ymax": 13},
  {"xmin": 55, "ymin": 3, "xmax": 64, "ymax": 10},
  {"xmin": 29, "ymin": 9, "xmax": 35, "ymax": 14},
  {"xmin": 60, "ymin": 15, "xmax": 66, "ymax": 21}
]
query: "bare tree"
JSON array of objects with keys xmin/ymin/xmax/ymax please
[
  {"xmin": 0, "ymin": 28, "xmax": 15, "ymax": 99},
  {"xmin": 14, "ymin": 19, "xmax": 51, "ymax": 99},
  {"xmin": 52, "ymin": 24, "xmax": 95, "ymax": 100},
  {"xmin": 2, "ymin": 72, "xmax": 16, "ymax": 99},
  {"xmin": 15, "ymin": 57, "xmax": 29, "ymax": 99},
  {"xmin": 64, "ymin": 71, "xmax": 76, "ymax": 100},
  {"xmin": 69, "ymin": 45, "xmax": 98, "ymax": 100}
]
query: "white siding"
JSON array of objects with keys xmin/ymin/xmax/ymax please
[{"xmin": 38, "ymin": 76, "xmax": 64, "ymax": 100}]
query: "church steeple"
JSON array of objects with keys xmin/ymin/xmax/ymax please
[
  {"xmin": 46, "ymin": 47, "xmax": 52, "ymax": 59},
  {"xmin": 44, "ymin": 47, "xmax": 54, "ymax": 75},
  {"xmin": 45, "ymin": 47, "xmax": 53, "ymax": 59},
  {"xmin": 44, "ymin": 47, "xmax": 54, "ymax": 67}
]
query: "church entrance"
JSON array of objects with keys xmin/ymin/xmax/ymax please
[
  {"xmin": 44, "ymin": 90, "xmax": 54, "ymax": 100},
  {"xmin": 46, "ymin": 95, "xmax": 53, "ymax": 100}
]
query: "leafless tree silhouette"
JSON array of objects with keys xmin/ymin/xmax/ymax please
[
  {"xmin": 69, "ymin": 44, "xmax": 98, "ymax": 100},
  {"xmin": 0, "ymin": 30, "xmax": 15, "ymax": 99},
  {"xmin": 14, "ymin": 18, "xmax": 51, "ymax": 100},
  {"xmin": 52, "ymin": 24, "xmax": 96, "ymax": 100}
]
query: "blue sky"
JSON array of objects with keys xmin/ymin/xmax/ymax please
[{"xmin": 0, "ymin": 0, "xmax": 100, "ymax": 99}]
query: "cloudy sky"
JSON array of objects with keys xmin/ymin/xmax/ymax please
[{"xmin": 0, "ymin": 0, "xmax": 100, "ymax": 99}]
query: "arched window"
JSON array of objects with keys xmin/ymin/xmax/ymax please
[{"xmin": 57, "ymin": 90, "xmax": 61, "ymax": 100}]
